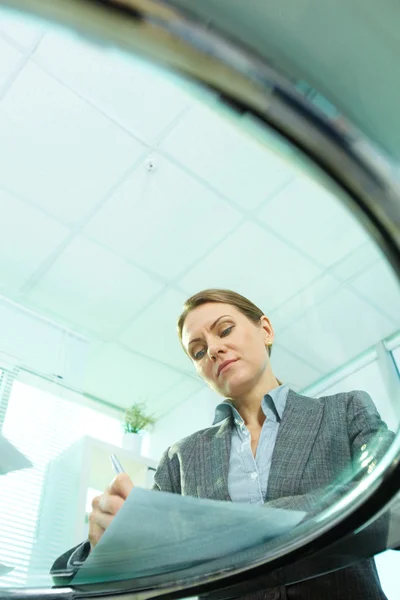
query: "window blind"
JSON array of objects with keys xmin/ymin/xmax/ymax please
[
  {"xmin": 0, "ymin": 376, "xmax": 122, "ymax": 588},
  {"xmin": 0, "ymin": 366, "xmax": 18, "ymax": 432}
]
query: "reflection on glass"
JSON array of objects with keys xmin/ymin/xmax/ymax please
[{"xmin": 0, "ymin": 5, "xmax": 399, "ymax": 600}]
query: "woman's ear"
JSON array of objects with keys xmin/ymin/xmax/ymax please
[{"xmin": 260, "ymin": 315, "xmax": 275, "ymax": 346}]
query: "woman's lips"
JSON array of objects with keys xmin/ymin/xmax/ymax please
[{"xmin": 217, "ymin": 359, "xmax": 238, "ymax": 377}]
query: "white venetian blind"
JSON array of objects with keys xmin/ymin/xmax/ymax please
[{"xmin": 0, "ymin": 374, "xmax": 122, "ymax": 588}]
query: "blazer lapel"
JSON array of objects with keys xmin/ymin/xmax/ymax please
[
  {"xmin": 267, "ymin": 389, "xmax": 324, "ymax": 499},
  {"xmin": 195, "ymin": 417, "xmax": 232, "ymax": 501}
]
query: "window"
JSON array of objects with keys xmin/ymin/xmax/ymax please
[{"xmin": 0, "ymin": 375, "xmax": 122, "ymax": 587}]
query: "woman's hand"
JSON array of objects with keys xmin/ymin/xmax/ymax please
[{"xmin": 88, "ymin": 473, "xmax": 133, "ymax": 550}]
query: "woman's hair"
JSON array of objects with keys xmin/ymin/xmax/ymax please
[{"xmin": 177, "ymin": 288, "xmax": 273, "ymax": 356}]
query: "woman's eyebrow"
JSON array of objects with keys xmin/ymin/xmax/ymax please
[{"xmin": 188, "ymin": 315, "xmax": 231, "ymax": 347}]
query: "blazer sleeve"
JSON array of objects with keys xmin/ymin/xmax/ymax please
[
  {"xmin": 346, "ymin": 390, "xmax": 394, "ymax": 467},
  {"xmin": 51, "ymin": 446, "xmax": 180, "ymax": 585},
  {"xmin": 152, "ymin": 446, "xmax": 182, "ymax": 494},
  {"xmin": 264, "ymin": 391, "xmax": 394, "ymax": 553}
]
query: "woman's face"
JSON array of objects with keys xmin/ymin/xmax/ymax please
[{"xmin": 181, "ymin": 302, "xmax": 275, "ymax": 398}]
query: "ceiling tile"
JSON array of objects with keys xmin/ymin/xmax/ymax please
[
  {"xmin": 160, "ymin": 104, "xmax": 295, "ymax": 210},
  {"xmin": 257, "ymin": 176, "xmax": 368, "ymax": 267},
  {"xmin": 83, "ymin": 342, "xmax": 184, "ymax": 410},
  {"xmin": 271, "ymin": 344, "xmax": 322, "ymax": 390},
  {"xmin": 0, "ymin": 61, "xmax": 146, "ymax": 225},
  {"xmin": 33, "ymin": 32, "xmax": 192, "ymax": 143},
  {"xmin": 0, "ymin": 188, "xmax": 70, "ymax": 293},
  {"xmin": 269, "ymin": 273, "xmax": 341, "ymax": 334},
  {"xmin": 0, "ymin": 36, "xmax": 22, "ymax": 87},
  {"xmin": 0, "ymin": 10, "xmax": 43, "ymax": 49},
  {"xmin": 179, "ymin": 222, "xmax": 321, "ymax": 313},
  {"xmin": 84, "ymin": 153, "xmax": 242, "ymax": 279},
  {"xmin": 331, "ymin": 240, "xmax": 384, "ymax": 282},
  {"xmin": 351, "ymin": 259, "xmax": 400, "ymax": 324},
  {"xmin": 119, "ymin": 288, "xmax": 192, "ymax": 373},
  {"xmin": 278, "ymin": 287, "xmax": 395, "ymax": 374},
  {"xmin": 25, "ymin": 236, "xmax": 163, "ymax": 337}
]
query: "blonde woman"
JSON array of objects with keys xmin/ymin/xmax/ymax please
[{"xmin": 53, "ymin": 289, "xmax": 393, "ymax": 600}]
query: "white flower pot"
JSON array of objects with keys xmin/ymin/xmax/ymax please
[{"xmin": 122, "ymin": 432, "xmax": 143, "ymax": 455}]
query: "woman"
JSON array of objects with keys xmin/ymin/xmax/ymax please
[{"xmin": 52, "ymin": 289, "xmax": 393, "ymax": 599}]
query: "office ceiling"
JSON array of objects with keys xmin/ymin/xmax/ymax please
[{"xmin": 0, "ymin": 9, "xmax": 399, "ymax": 415}]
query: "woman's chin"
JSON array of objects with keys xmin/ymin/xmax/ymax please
[{"xmin": 220, "ymin": 374, "xmax": 253, "ymax": 398}]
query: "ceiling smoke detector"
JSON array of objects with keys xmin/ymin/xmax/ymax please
[{"xmin": 146, "ymin": 159, "xmax": 156, "ymax": 172}]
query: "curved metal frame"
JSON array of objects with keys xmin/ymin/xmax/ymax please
[{"xmin": 1, "ymin": 1, "xmax": 400, "ymax": 598}]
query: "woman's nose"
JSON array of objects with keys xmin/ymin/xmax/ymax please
[{"xmin": 207, "ymin": 342, "xmax": 226, "ymax": 360}]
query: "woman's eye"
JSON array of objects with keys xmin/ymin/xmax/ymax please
[
  {"xmin": 194, "ymin": 348, "xmax": 206, "ymax": 360},
  {"xmin": 221, "ymin": 326, "xmax": 233, "ymax": 337}
]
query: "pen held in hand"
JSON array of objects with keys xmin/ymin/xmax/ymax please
[{"xmin": 110, "ymin": 454, "xmax": 125, "ymax": 474}]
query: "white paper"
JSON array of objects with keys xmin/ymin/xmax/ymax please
[
  {"xmin": 0, "ymin": 433, "xmax": 33, "ymax": 475},
  {"xmin": 73, "ymin": 487, "xmax": 305, "ymax": 584}
]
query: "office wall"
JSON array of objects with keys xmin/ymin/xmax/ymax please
[
  {"xmin": 316, "ymin": 358, "xmax": 398, "ymax": 431},
  {"xmin": 147, "ymin": 386, "xmax": 219, "ymax": 461},
  {"xmin": 375, "ymin": 550, "xmax": 399, "ymax": 600}
]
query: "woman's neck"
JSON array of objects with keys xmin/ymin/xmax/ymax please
[{"xmin": 231, "ymin": 373, "xmax": 280, "ymax": 428}]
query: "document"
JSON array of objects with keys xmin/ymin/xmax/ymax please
[
  {"xmin": 73, "ymin": 487, "xmax": 305, "ymax": 584},
  {"xmin": 0, "ymin": 433, "xmax": 33, "ymax": 475}
]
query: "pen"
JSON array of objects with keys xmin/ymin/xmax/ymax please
[{"xmin": 110, "ymin": 454, "xmax": 125, "ymax": 474}]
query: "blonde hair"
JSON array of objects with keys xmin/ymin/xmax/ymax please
[{"xmin": 177, "ymin": 288, "xmax": 273, "ymax": 356}]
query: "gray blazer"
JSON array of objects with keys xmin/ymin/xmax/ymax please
[
  {"xmin": 154, "ymin": 389, "xmax": 391, "ymax": 505},
  {"xmin": 151, "ymin": 389, "xmax": 393, "ymax": 600},
  {"xmin": 52, "ymin": 389, "xmax": 393, "ymax": 599}
]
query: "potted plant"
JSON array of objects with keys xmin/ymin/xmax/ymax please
[{"xmin": 122, "ymin": 402, "xmax": 156, "ymax": 454}]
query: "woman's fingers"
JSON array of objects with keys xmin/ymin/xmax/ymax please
[
  {"xmin": 98, "ymin": 493, "xmax": 124, "ymax": 515},
  {"xmin": 89, "ymin": 503, "xmax": 116, "ymax": 549},
  {"xmin": 91, "ymin": 508, "xmax": 114, "ymax": 530},
  {"xmin": 88, "ymin": 510, "xmax": 108, "ymax": 549},
  {"xmin": 88, "ymin": 475, "xmax": 134, "ymax": 549},
  {"xmin": 109, "ymin": 473, "xmax": 134, "ymax": 500}
]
